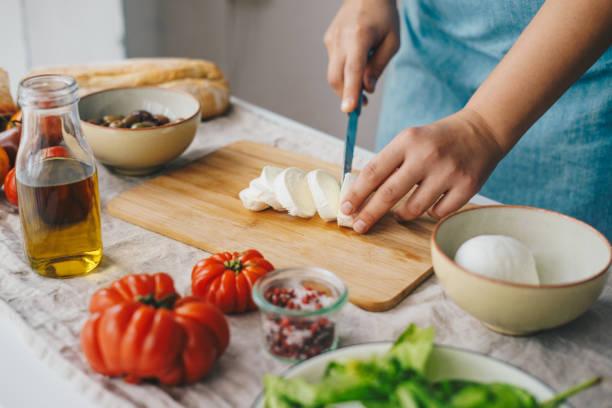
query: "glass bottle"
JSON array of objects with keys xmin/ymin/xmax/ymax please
[{"xmin": 16, "ymin": 75, "xmax": 102, "ymax": 278}]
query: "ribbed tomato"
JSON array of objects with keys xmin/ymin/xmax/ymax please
[
  {"xmin": 192, "ymin": 249, "xmax": 275, "ymax": 313},
  {"xmin": 81, "ymin": 273, "xmax": 229, "ymax": 385},
  {"xmin": 4, "ymin": 167, "xmax": 17, "ymax": 206}
]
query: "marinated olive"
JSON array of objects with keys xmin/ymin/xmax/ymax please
[
  {"xmin": 103, "ymin": 115, "xmax": 123, "ymax": 124},
  {"xmin": 130, "ymin": 110, "xmax": 153, "ymax": 122},
  {"xmin": 122, "ymin": 113, "xmax": 141, "ymax": 128},
  {"xmin": 92, "ymin": 109, "xmax": 177, "ymax": 129},
  {"xmin": 130, "ymin": 121, "xmax": 155, "ymax": 129},
  {"xmin": 152, "ymin": 114, "xmax": 169, "ymax": 125}
]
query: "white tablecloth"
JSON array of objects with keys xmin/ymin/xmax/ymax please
[{"xmin": 0, "ymin": 98, "xmax": 610, "ymax": 407}]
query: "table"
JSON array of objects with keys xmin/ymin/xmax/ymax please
[{"xmin": 0, "ymin": 98, "xmax": 610, "ymax": 407}]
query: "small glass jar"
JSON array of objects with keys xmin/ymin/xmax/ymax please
[
  {"xmin": 16, "ymin": 75, "xmax": 102, "ymax": 278},
  {"xmin": 252, "ymin": 267, "xmax": 348, "ymax": 362}
]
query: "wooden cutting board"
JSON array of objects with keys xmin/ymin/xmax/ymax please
[{"xmin": 107, "ymin": 141, "xmax": 439, "ymax": 312}]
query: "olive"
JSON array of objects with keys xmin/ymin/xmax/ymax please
[
  {"xmin": 152, "ymin": 114, "xmax": 169, "ymax": 125},
  {"xmin": 87, "ymin": 118, "xmax": 102, "ymax": 125},
  {"xmin": 131, "ymin": 121, "xmax": 155, "ymax": 129},
  {"xmin": 130, "ymin": 110, "xmax": 153, "ymax": 122},
  {"xmin": 122, "ymin": 113, "xmax": 141, "ymax": 128},
  {"xmin": 103, "ymin": 115, "xmax": 123, "ymax": 124},
  {"xmin": 109, "ymin": 120, "xmax": 123, "ymax": 128}
]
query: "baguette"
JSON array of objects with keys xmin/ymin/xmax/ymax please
[
  {"xmin": 158, "ymin": 78, "xmax": 230, "ymax": 120},
  {"xmin": 0, "ymin": 68, "xmax": 17, "ymax": 115},
  {"xmin": 27, "ymin": 58, "xmax": 230, "ymax": 119}
]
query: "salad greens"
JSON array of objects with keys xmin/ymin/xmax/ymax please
[{"xmin": 263, "ymin": 324, "xmax": 599, "ymax": 408}]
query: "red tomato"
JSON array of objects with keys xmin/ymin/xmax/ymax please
[
  {"xmin": 43, "ymin": 146, "xmax": 70, "ymax": 158},
  {"xmin": 4, "ymin": 167, "xmax": 17, "ymax": 206},
  {"xmin": 81, "ymin": 273, "xmax": 230, "ymax": 385},
  {"xmin": 89, "ymin": 272, "xmax": 178, "ymax": 314},
  {"xmin": 39, "ymin": 115, "xmax": 63, "ymax": 146},
  {"xmin": 192, "ymin": 249, "xmax": 275, "ymax": 314}
]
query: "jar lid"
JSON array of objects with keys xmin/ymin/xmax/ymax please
[{"xmin": 18, "ymin": 74, "xmax": 79, "ymax": 108}]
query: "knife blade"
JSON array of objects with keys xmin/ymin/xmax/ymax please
[{"xmin": 342, "ymin": 91, "xmax": 363, "ymax": 181}]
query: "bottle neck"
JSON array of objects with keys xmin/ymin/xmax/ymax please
[{"xmin": 18, "ymin": 75, "xmax": 79, "ymax": 110}]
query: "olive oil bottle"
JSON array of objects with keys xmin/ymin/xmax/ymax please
[{"xmin": 16, "ymin": 75, "xmax": 102, "ymax": 278}]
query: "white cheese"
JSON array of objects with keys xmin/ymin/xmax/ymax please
[
  {"xmin": 307, "ymin": 169, "xmax": 340, "ymax": 222},
  {"xmin": 239, "ymin": 188, "xmax": 269, "ymax": 211},
  {"xmin": 273, "ymin": 167, "xmax": 316, "ymax": 218},
  {"xmin": 337, "ymin": 173, "xmax": 357, "ymax": 228},
  {"xmin": 250, "ymin": 165, "xmax": 284, "ymax": 210},
  {"xmin": 454, "ymin": 234, "xmax": 540, "ymax": 285}
]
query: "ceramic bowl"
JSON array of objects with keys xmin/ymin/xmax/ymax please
[
  {"xmin": 431, "ymin": 205, "xmax": 611, "ymax": 335},
  {"xmin": 251, "ymin": 343, "xmax": 571, "ymax": 407},
  {"xmin": 79, "ymin": 87, "xmax": 201, "ymax": 175}
]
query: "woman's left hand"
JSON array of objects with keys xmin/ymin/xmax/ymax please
[{"xmin": 339, "ymin": 108, "xmax": 506, "ymax": 233}]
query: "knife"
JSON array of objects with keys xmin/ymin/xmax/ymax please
[{"xmin": 342, "ymin": 91, "xmax": 364, "ymax": 182}]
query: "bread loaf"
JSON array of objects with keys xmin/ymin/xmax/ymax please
[
  {"xmin": 27, "ymin": 58, "xmax": 230, "ymax": 119},
  {"xmin": 0, "ymin": 69, "xmax": 17, "ymax": 115}
]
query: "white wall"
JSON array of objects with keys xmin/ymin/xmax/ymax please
[
  {"xmin": 1, "ymin": 0, "xmax": 125, "ymax": 95},
  {"xmin": 124, "ymin": 0, "xmax": 386, "ymax": 150}
]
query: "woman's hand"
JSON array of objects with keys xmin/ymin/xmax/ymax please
[
  {"xmin": 324, "ymin": 0, "xmax": 399, "ymax": 113},
  {"xmin": 340, "ymin": 109, "xmax": 506, "ymax": 233}
]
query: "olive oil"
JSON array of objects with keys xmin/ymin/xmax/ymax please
[{"xmin": 17, "ymin": 157, "xmax": 102, "ymax": 278}]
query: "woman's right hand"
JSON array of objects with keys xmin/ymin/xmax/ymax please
[{"xmin": 324, "ymin": 0, "xmax": 400, "ymax": 113}]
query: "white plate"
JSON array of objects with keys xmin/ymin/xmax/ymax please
[{"xmin": 252, "ymin": 342, "xmax": 571, "ymax": 407}]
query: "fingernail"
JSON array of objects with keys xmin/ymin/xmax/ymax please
[
  {"xmin": 341, "ymin": 97, "xmax": 353, "ymax": 113},
  {"xmin": 340, "ymin": 201, "xmax": 353, "ymax": 215},
  {"xmin": 353, "ymin": 220, "xmax": 367, "ymax": 234}
]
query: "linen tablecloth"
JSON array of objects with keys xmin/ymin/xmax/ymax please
[{"xmin": 0, "ymin": 98, "xmax": 610, "ymax": 407}]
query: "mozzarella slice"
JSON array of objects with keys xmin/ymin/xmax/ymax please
[
  {"xmin": 250, "ymin": 165, "xmax": 284, "ymax": 210},
  {"xmin": 307, "ymin": 169, "xmax": 340, "ymax": 222},
  {"xmin": 239, "ymin": 188, "xmax": 269, "ymax": 211},
  {"xmin": 337, "ymin": 173, "xmax": 357, "ymax": 228},
  {"xmin": 273, "ymin": 167, "xmax": 316, "ymax": 218}
]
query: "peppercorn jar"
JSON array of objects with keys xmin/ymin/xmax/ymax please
[
  {"xmin": 16, "ymin": 75, "xmax": 102, "ymax": 278},
  {"xmin": 252, "ymin": 267, "xmax": 348, "ymax": 362}
]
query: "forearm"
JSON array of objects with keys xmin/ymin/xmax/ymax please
[{"xmin": 466, "ymin": 0, "xmax": 612, "ymax": 154}]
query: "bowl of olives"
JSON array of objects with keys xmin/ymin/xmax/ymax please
[{"xmin": 79, "ymin": 87, "xmax": 201, "ymax": 175}]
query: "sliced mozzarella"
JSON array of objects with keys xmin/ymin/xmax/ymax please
[
  {"xmin": 249, "ymin": 165, "xmax": 284, "ymax": 210},
  {"xmin": 337, "ymin": 173, "xmax": 357, "ymax": 228},
  {"xmin": 273, "ymin": 167, "xmax": 316, "ymax": 218},
  {"xmin": 249, "ymin": 178, "xmax": 284, "ymax": 211},
  {"xmin": 307, "ymin": 169, "xmax": 340, "ymax": 222},
  {"xmin": 239, "ymin": 188, "xmax": 269, "ymax": 211}
]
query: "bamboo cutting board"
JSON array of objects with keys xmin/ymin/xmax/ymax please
[{"xmin": 108, "ymin": 141, "xmax": 438, "ymax": 312}]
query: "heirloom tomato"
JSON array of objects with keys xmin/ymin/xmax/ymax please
[
  {"xmin": 192, "ymin": 249, "xmax": 274, "ymax": 314},
  {"xmin": 81, "ymin": 272, "xmax": 229, "ymax": 385}
]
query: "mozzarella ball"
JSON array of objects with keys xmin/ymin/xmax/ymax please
[{"xmin": 454, "ymin": 235, "xmax": 539, "ymax": 285}]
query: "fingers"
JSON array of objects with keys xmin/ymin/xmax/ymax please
[
  {"xmin": 393, "ymin": 178, "xmax": 447, "ymax": 221},
  {"xmin": 340, "ymin": 139, "xmax": 406, "ymax": 216},
  {"xmin": 428, "ymin": 187, "xmax": 473, "ymax": 219},
  {"xmin": 341, "ymin": 43, "xmax": 370, "ymax": 113},
  {"xmin": 327, "ymin": 53, "xmax": 346, "ymax": 99},
  {"xmin": 363, "ymin": 34, "xmax": 400, "ymax": 93},
  {"xmin": 352, "ymin": 165, "xmax": 422, "ymax": 234}
]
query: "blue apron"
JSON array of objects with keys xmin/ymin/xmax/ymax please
[{"xmin": 377, "ymin": 0, "xmax": 612, "ymax": 240}]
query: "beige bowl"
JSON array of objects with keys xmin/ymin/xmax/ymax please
[
  {"xmin": 79, "ymin": 87, "xmax": 201, "ymax": 175},
  {"xmin": 431, "ymin": 205, "xmax": 611, "ymax": 335}
]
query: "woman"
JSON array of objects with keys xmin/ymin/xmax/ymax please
[{"xmin": 324, "ymin": 0, "xmax": 612, "ymax": 240}]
